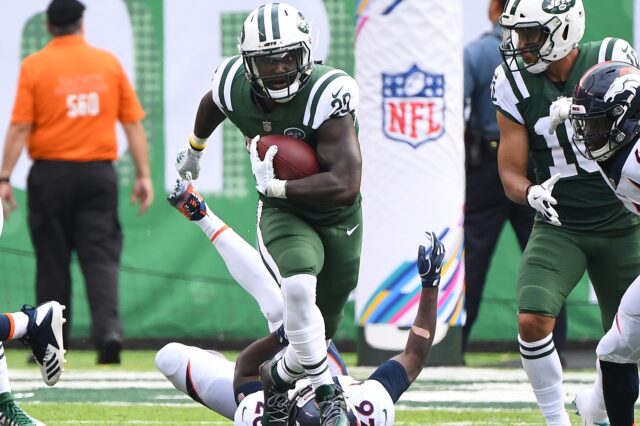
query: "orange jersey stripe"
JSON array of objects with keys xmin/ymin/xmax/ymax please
[
  {"xmin": 210, "ymin": 225, "xmax": 230, "ymax": 243},
  {"xmin": 5, "ymin": 313, "xmax": 15, "ymax": 340}
]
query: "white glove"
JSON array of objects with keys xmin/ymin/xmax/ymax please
[
  {"xmin": 249, "ymin": 136, "xmax": 287, "ymax": 198},
  {"xmin": 527, "ymin": 173, "xmax": 562, "ymax": 226},
  {"xmin": 548, "ymin": 96, "xmax": 572, "ymax": 135},
  {"xmin": 175, "ymin": 141, "xmax": 204, "ymax": 180}
]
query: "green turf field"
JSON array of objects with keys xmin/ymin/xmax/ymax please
[{"xmin": 3, "ymin": 349, "xmax": 607, "ymax": 425}]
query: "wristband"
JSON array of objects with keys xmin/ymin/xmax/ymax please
[
  {"xmin": 189, "ymin": 134, "xmax": 208, "ymax": 151},
  {"xmin": 267, "ymin": 179, "xmax": 287, "ymax": 199},
  {"xmin": 0, "ymin": 177, "xmax": 9, "ymax": 184},
  {"xmin": 525, "ymin": 184, "xmax": 534, "ymax": 198}
]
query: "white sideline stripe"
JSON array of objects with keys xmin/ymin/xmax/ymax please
[{"xmin": 8, "ymin": 367, "xmax": 601, "ymax": 406}]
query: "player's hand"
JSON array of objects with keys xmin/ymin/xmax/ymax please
[
  {"xmin": 249, "ymin": 136, "xmax": 287, "ymax": 198},
  {"xmin": 175, "ymin": 139, "xmax": 204, "ymax": 180},
  {"xmin": 527, "ymin": 173, "xmax": 561, "ymax": 226},
  {"xmin": 0, "ymin": 182, "xmax": 17, "ymax": 221},
  {"xmin": 548, "ymin": 96, "xmax": 572, "ymax": 134},
  {"xmin": 417, "ymin": 232, "xmax": 446, "ymax": 288}
]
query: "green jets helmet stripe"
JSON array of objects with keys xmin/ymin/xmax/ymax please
[
  {"xmin": 509, "ymin": 0, "xmax": 522, "ymax": 15},
  {"xmin": 303, "ymin": 70, "xmax": 349, "ymax": 127},
  {"xmin": 599, "ymin": 37, "xmax": 613, "ymax": 62},
  {"xmin": 257, "ymin": 6, "xmax": 266, "ymax": 42},
  {"xmin": 271, "ymin": 3, "xmax": 280, "ymax": 39}
]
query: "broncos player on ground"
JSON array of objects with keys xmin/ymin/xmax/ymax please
[
  {"xmin": 155, "ymin": 203, "xmax": 443, "ymax": 425},
  {"xmin": 567, "ymin": 61, "xmax": 640, "ymax": 426},
  {"xmin": 493, "ymin": 0, "xmax": 640, "ymax": 424},
  {"xmin": 175, "ymin": 3, "xmax": 362, "ymax": 425}
]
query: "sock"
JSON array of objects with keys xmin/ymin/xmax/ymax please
[
  {"xmin": 194, "ymin": 205, "xmax": 227, "ymax": 241},
  {"xmin": 519, "ymin": 333, "xmax": 570, "ymax": 426},
  {"xmin": 281, "ymin": 274, "xmax": 333, "ymax": 390},
  {"xmin": 600, "ymin": 360, "xmax": 638, "ymax": 426},
  {"xmin": 155, "ymin": 342, "xmax": 237, "ymax": 420},
  {"xmin": 276, "ymin": 345, "xmax": 304, "ymax": 383},
  {"xmin": 211, "ymin": 220, "xmax": 284, "ymax": 331},
  {"xmin": 0, "ymin": 343, "xmax": 11, "ymax": 394},
  {"xmin": 591, "ymin": 360, "xmax": 608, "ymax": 414},
  {"xmin": 0, "ymin": 312, "xmax": 29, "ymax": 341}
]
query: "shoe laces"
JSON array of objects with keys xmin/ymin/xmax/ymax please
[
  {"xmin": 318, "ymin": 391, "xmax": 347, "ymax": 425},
  {"xmin": 265, "ymin": 391, "xmax": 289, "ymax": 423},
  {"xmin": 0, "ymin": 400, "xmax": 33, "ymax": 425}
]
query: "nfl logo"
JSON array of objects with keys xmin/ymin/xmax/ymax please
[{"xmin": 382, "ymin": 65, "xmax": 446, "ymax": 148}]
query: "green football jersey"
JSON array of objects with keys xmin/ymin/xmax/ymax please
[
  {"xmin": 492, "ymin": 38, "xmax": 640, "ymax": 232},
  {"xmin": 212, "ymin": 56, "xmax": 360, "ymax": 224}
]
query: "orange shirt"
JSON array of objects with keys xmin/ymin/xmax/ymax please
[{"xmin": 10, "ymin": 35, "xmax": 145, "ymax": 162}]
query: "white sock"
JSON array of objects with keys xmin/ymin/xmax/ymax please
[
  {"xmin": 194, "ymin": 206, "xmax": 227, "ymax": 241},
  {"xmin": 155, "ymin": 342, "xmax": 237, "ymax": 420},
  {"xmin": 276, "ymin": 345, "xmax": 304, "ymax": 383},
  {"xmin": 519, "ymin": 334, "xmax": 570, "ymax": 426},
  {"xmin": 591, "ymin": 360, "xmax": 608, "ymax": 414},
  {"xmin": 0, "ymin": 343, "xmax": 10, "ymax": 394},
  {"xmin": 5, "ymin": 312, "xmax": 29, "ymax": 340},
  {"xmin": 208, "ymin": 212, "xmax": 284, "ymax": 331},
  {"xmin": 281, "ymin": 274, "xmax": 333, "ymax": 389}
]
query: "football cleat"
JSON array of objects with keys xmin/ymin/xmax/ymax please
[
  {"xmin": 167, "ymin": 179, "xmax": 208, "ymax": 221},
  {"xmin": 317, "ymin": 384, "xmax": 349, "ymax": 426},
  {"xmin": 259, "ymin": 360, "xmax": 291, "ymax": 425},
  {"xmin": 20, "ymin": 301, "xmax": 66, "ymax": 386},
  {"xmin": 573, "ymin": 389, "xmax": 610, "ymax": 426},
  {"xmin": 0, "ymin": 392, "xmax": 44, "ymax": 426}
]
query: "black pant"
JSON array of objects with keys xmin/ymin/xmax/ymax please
[
  {"xmin": 462, "ymin": 161, "xmax": 568, "ymax": 353},
  {"xmin": 27, "ymin": 160, "xmax": 123, "ymax": 347}
]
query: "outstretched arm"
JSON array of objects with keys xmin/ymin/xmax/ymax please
[{"xmin": 233, "ymin": 332, "xmax": 284, "ymax": 389}]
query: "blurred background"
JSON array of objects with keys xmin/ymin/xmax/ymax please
[{"xmin": 0, "ymin": 0, "xmax": 637, "ymax": 358}]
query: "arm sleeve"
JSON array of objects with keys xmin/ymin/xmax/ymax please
[
  {"xmin": 609, "ymin": 38, "xmax": 640, "ymax": 67},
  {"xmin": 10, "ymin": 62, "xmax": 35, "ymax": 124},
  {"xmin": 491, "ymin": 65, "xmax": 524, "ymax": 125},
  {"xmin": 118, "ymin": 61, "xmax": 145, "ymax": 123},
  {"xmin": 309, "ymin": 74, "xmax": 360, "ymax": 130},
  {"xmin": 367, "ymin": 359, "xmax": 411, "ymax": 403}
]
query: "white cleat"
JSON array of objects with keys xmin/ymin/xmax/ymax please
[
  {"xmin": 573, "ymin": 389, "xmax": 610, "ymax": 426},
  {"xmin": 20, "ymin": 301, "xmax": 66, "ymax": 386}
]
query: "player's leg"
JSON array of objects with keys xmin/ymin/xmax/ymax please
[
  {"xmin": 0, "ymin": 303, "xmax": 66, "ymax": 387},
  {"xmin": 518, "ymin": 224, "xmax": 587, "ymax": 426},
  {"xmin": 168, "ymin": 179, "xmax": 284, "ymax": 330},
  {"xmin": 258, "ymin": 205, "xmax": 336, "ymax": 424},
  {"xmin": 0, "ymin": 343, "xmax": 44, "ymax": 426},
  {"xmin": 155, "ymin": 342, "xmax": 237, "ymax": 420},
  {"xmin": 587, "ymin": 229, "xmax": 640, "ymax": 426}
]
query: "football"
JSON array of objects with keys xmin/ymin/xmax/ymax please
[{"xmin": 257, "ymin": 134, "xmax": 320, "ymax": 180}]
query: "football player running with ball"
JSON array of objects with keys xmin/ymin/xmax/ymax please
[
  {"xmin": 566, "ymin": 61, "xmax": 640, "ymax": 426},
  {"xmin": 494, "ymin": 0, "xmax": 640, "ymax": 424},
  {"xmin": 174, "ymin": 3, "xmax": 361, "ymax": 425}
]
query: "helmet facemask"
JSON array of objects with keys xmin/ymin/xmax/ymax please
[
  {"xmin": 500, "ymin": 20, "xmax": 556, "ymax": 74},
  {"xmin": 570, "ymin": 104, "xmax": 627, "ymax": 160},
  {"xmin": 242, "ymin": 42, "xmax": 312, "ymax": 103}
]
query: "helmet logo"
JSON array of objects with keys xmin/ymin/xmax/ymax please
[
  {"xmin": 542, "ymin": 0, "xmax": 576, "ymax": 14},
  {"xmin": 296, "ymin": 12, "xmax": 309, "ymax": 34},
  {"xmin": 604, "ymin": 74, "xmax": 640, "ymax": 103}
]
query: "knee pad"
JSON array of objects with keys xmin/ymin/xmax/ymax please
[
  {"xmin": 155, "ymin": 342, "xmax": 186, "ymax": 377},
  {"xmin": 281, "ymin": 274, "xmax": 317, "ymax": 306}
]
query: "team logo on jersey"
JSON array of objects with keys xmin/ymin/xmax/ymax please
[
  {"xmin": 284, "ymin": 127, "xmax": 305, "ymax": 139},
  {"xmin": 262, "ymin": 120, "xmax": 272, "ymax": 132},
  {"xmin": 542, "ymin": 0, "xmax": 576, "ymax": 14},
  {"xmin": 382, "ymin": 65, "xmax": 445, "ymax": 148}
]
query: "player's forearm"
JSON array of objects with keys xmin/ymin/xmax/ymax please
[
  {"xmin": 285, "ymin": 169, "xmax": 361, "ymax": 206},
  {"xmin": 1, "ymin": 123, "xmax": 31, "ymax": 179},
  {"xmin": 233, "ymin": 332, "xmax": 283, "ymax": 388},
  {"xmin": 391, "ymin": 286, "xmax": 438, "ymax": 382},
  {"xmin": 122, "ymin": 121, "xmax": 151, "ymax": 178},
  {"xmin": 193, "ymin": 91, "xmax": 225, "ymax": 140},
  {"xmin": 498, "ymin": 167, "xmax": 531, "ymax": 205}
]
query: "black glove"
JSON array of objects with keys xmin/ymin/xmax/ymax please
[{"xmin": 417, "ymin": 231, "xmax": 446, "ymax": 288}]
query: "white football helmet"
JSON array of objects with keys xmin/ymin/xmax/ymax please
[
  {"xmin": 499, "ymin": 0, "xmax": 585, "ymax": 74},
  {"xmin": 239, "ymin": 2, "xmax": 314, "ymax": 102}
]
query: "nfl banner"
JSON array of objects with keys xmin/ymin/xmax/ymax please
[{"xmin": 355, "ymin": 0, "xmax": 465, "ymax": 364}]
